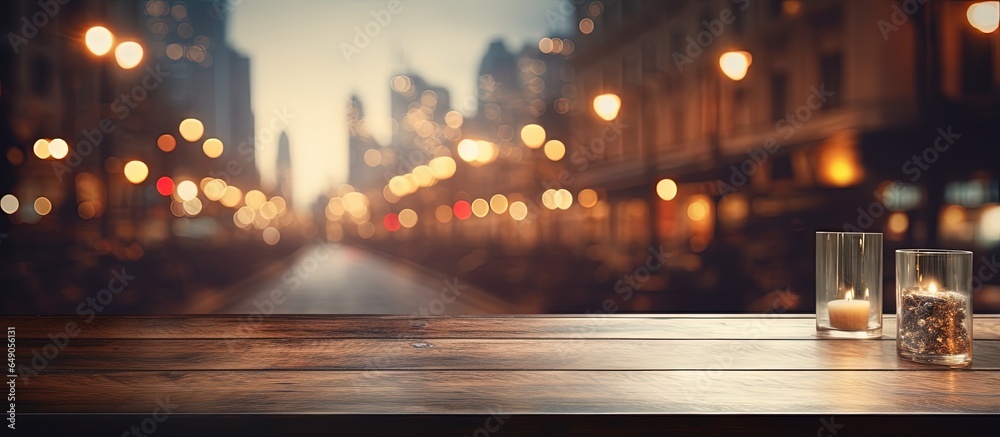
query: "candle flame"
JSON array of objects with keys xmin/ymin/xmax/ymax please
[
  {"xmin": 845, "ymin": 289, "xmax": 854, "ymax": 301},
  {"xmin": 929, "ymin": 282, "xmax": 938, "ymax": 293}
]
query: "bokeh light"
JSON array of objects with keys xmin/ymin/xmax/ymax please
[
  {"xmin": 509, "ymin": 201, "xmax": 528, "ymax": 221},
  {"xmin": 593, "ymin": 94, "xmax": 621, "ymax": 121},
  {"xmin": 33, "ymin": 139, "xmax": 50, "ymax": 159},
  {"xmin": 490, "ymin": 194, "xmax": 509, "ymax": 214},
  {"xmin": 578, "ymin": 189, "xmax": 598, "ymax": 208},
  {"xmin": 245, "ymin": 190, "xmax": 266, "ymax": 209},
  {"xmin": 968, "ymin": 1, "xmax": 1000, "ymax": 33},
  {"xmin": 114, "ymin": 41, "xmax": 144, "ymax": 69},
  {"xmin": 0, "ymin": 194, "xmax": 18, "ymax": 214},
  {"xmin": 656, "ymin": 178, "xmax": 678, "ymax": 201},
  {"xmin": 520, "ymin": 124, "xmax": 546, "ymax": 149},
  {"xmin": 445, "ymin": 110, "xmax": 464, "ymax": 128},
  {"xmin": 202, "ymin": 138, "xmax": 224, "ymax": 158},
  {"xmin": 454, "ymin": 200, "xmax": 472, "ymax": 220},
  {"xmin": 85, "ymin": 26, "xmax": 113, "ymax": 56},
  {"xmin": 123, "ymin": 160, "xmax": 149, "ymax": 184},
  {"xmin": 428, "ymin": 156, "xmax": 457, "ymax": 179},
  {"xmin": 579, "ymin": 18, "xmax": 595, "ymax": 34},
  {"xmin": 543, "ymin": 140, "xmax": 566, "ymax": 161},
  {"xmin": 457, "ymin": 139, "xmax": 479, "ymax": 162},
  {"xmin": 235, "ymin": 206, "xmax": 255, "ymax": 226},
  {"xmin": 34, "ymin": 197, "xmax": 52, "ymax": 216},
  {"xmin": 204, "ymin": 179, "xmax": 226, "ymax": 201},
  {"xmin": 183, "ymin": 197, "xmax": 203, "ymax": 215},
  {"xmin": 48, "ymin": 139, "xmax": 68, "ymax": 159},
  {"xmin": 221, "ymin": 186, "xmax": 242, "ymax": 207},
  {"xmin": 719, "ymin": 51, "xmax": 753, "ymax": 81},
  {"xmin": 179, "ymin": 118, "xmax": 205, "ymax": 142},
  {"xmin": 687, "ymin": 197, "xmax": 710, "ymax": 221},
  {"xmin": 435, "ymin": 205, "xmax": 453, "ymax": 223},
  {"xmin": 413, "ymin": 165, "xmax": 435, "ymax": 187},
  {"xmin": 363, "ymin": 149, "xmax": 381, "ymax": 167},
  {"xmin": 554, "ymin": 189, "xmax": 573, "ymax": 210},
  {"xmin": 471, "ymin": 198, "xmax": 490, "ymax": 218},
  {"xmin": 262, "ymin": 227, "xmax": 281, "ymax": 245},
  {"xmin": 176, "ymin": 180, "xmax": 198, "ymax": 201},
  {"xmin": 156, "ymin": 176, "xmax": 174, "ymax": 196},
  {"xmin": 398, "ymin": 208, "xmax": 418, "ymax": 228},
  {"xmin": 887, "ymin": 211, "xmax": 909, "ymax": 234},
  {"xmin": 542, "ymin": 189, "xmax": 557, "ymax": 210},
  {"xmin": 157, "ymin": 134, "xmax": 176, "ymax": 152},
  {"xmin": 259, "ymin": 201, "xmax": 278, "ymax": 219},
  {"xmin": 383, "ymin": 213, "xmax": 401, "ymax": 231}
]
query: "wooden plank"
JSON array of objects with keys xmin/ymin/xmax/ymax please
[
  {"xmin": 6, "ymin": 315, "xmax": 1000, "ymax": 340},
  {"xmin": 15, "ymin": 338, "xmax": 1000, "ymax": 371},
  {"xmin": 18, "ymin": 370, "xmax": 1000, "ymax": 414}
]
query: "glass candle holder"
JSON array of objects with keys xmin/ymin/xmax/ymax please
[
  {"xmin": 816, "ymin": 232, "xmax": 883, "ymax": 338},
  {"xmin": 896, "ymin": 249, "xmax": 973, "ymax": 367}
]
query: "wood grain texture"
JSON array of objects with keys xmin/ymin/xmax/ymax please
[
  {"xmin": 16, "ymin": 338, "xmax": 1000, "ymax": 371},
  {"xmin": 7, "ymin": 315, "xmax": 1000, "ymax": 419},
  {"xmin": 18, "ymin": 370, "xmax": 1000, "ymax": 414},
  {"xmin": 7, "ymin": 314, "xmax": 1000, "ymax": 340}
]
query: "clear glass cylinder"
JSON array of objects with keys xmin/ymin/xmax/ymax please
[
  {"xmin": 816, "ymin": 232, "xmax": 883, "ymax": 338},
  {"xmin": 896, "ymin": 249, "xmax": 973, "ymax": 367}
]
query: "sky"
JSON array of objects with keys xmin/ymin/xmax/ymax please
[{"xmin": 229, "ymin": 0, "xmax": 567, "ymax": 209}]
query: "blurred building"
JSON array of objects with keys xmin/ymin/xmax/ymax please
[
  {"xmin": 0, "ymin": 0, "xmax": 258, "ymax": 245},
  {"xmin": 561, "ymin": 0, "xmax": 999, "ymax": 302},
  {"xmin": 346, "ymin": 95, "xmax": 383, "ymax": 190},
  {"xmin": 273, "ymin": 131, "xmax": 292, "ymax": 207}
]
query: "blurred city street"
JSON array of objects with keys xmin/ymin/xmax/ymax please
[
  {"xmin": 220, "ymin": 243, "xmax": 516, "ymax": 314},
  {"xmin": 1, "ymin": 0, "xmax": 998, "ymax": 315}
]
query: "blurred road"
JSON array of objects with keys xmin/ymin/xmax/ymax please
[{"xmin": 219, "ymin": 243, "xmax": 516, "ymax": 314}]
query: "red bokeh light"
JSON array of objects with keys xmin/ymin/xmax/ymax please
[
  {"xmin": 383, "ymin": 213, "xmax": 401, "ymax": 232},
  {"xmin": 453, "ymin": 200, "xmax": 472, "ymax": 220},
  {"xmin": 156, "ymin": 176, "xmax": 174, "ymax": 196}
]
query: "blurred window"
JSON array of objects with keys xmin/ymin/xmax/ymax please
[{"xmin": 819, "ymin": 53, "xmax": 842, "ymax": 108}]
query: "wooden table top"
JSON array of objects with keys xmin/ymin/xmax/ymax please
[{"xmin": 7, "ymin": 314, "xmax": 1000, "ymax": 434}]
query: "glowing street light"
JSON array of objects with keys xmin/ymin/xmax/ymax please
[
  {"xmin": 179, "ymin": 118, "xmax": 205, "ymax": 142},
  {"xmin": 123, "ymin": 160, "xmax": 149, "ymax": 184},
  {"xmin": 656, "ymin": 178, "xmax": 678, "ymax": 201},
  {"xmin": 968, "ymin": 1, "xmax": 999, "ymax": 33},
  {"xmin": 719, "ymin": 51, "xmax": 753, "ymax": 81},
  {"xmin": 85, "ymin": 26, "xmax": 114, "ymax": 56},
  {"xmin": 593, "ymin": 93, "xmax": 621, "ymax": 121},
  {"xmin": 114, "ymin": 41, "xmax": 144, "ymax": 69}
]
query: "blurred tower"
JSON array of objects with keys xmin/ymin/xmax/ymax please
[
  {"xmin": 347, "ymin": 95, "xmax": 383, "ymax": 191},
  {"xmin": 275, "ymin": 131, "xmax": 292, "ymax": 208},
  {"xmin": 388, "ymin": 72, "xmax": 451, "ymax": 174}
]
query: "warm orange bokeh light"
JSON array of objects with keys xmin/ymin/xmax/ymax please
[
  {"xmin": 719, "ymin": 51, "xmax": 753, "ymax": 81},
  {"xmin": 85, "ymin": 26, "xmax": 113, "ymax": 56},
  {"xmin": 114, "ymin": 41, "xmax": 144, "ymax": 69},
  {"xmin": 157, "ymin": 134, "xmax": 177, "ymax": 152},
  {"xmin": 968, "ymin": 1, "xmax": 1000, "ymax": 33},
  {"xmin": 593, "ymin": 94, "xmax": 621, "ymax": 121}
]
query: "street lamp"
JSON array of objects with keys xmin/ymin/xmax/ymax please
[
  {"xmin": 82, "ymin": 24, "xmax": 147, "ymax": 235},
  {"xmin": 713, "ymin": 50, "xmax": 753, "ymax": 163},
  {"xmin": 85, "ymin": 26, "xmax": 113, "ymax": 56},
  {"xmin": 593, "ymin": 93, "xmax": 621, "ymax": 121},
  {"xmin": 967, "ymin": 1, "xmax": 999, "ymax": 33},
  {"xmin": 719, "ymin": 51, "xmax": 753, "ymax": 81}
]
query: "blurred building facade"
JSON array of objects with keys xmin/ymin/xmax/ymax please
[
  {"xmin": 333, "ymin": 0, "xmax": 999, "ymax": 312},
  {"xmin": 0, "ymin": 0, "xmax": 259, "ymax": 247},
  {"xmin": 562, "ymin": 0, "xmax": 999, "ymax": 306}
]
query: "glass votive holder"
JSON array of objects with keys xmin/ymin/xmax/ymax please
[
  {"xmin": 816, "ymin": 232, "xmax": 883, "ymax": 338},
  {"xmin": 896, "ymin": 249, "xmax": 973, "ymax": 367}
]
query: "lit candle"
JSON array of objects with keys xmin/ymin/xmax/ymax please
[{"xmin": 828, "ymin": 289, "xmax": 870, "ymax": 331}]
